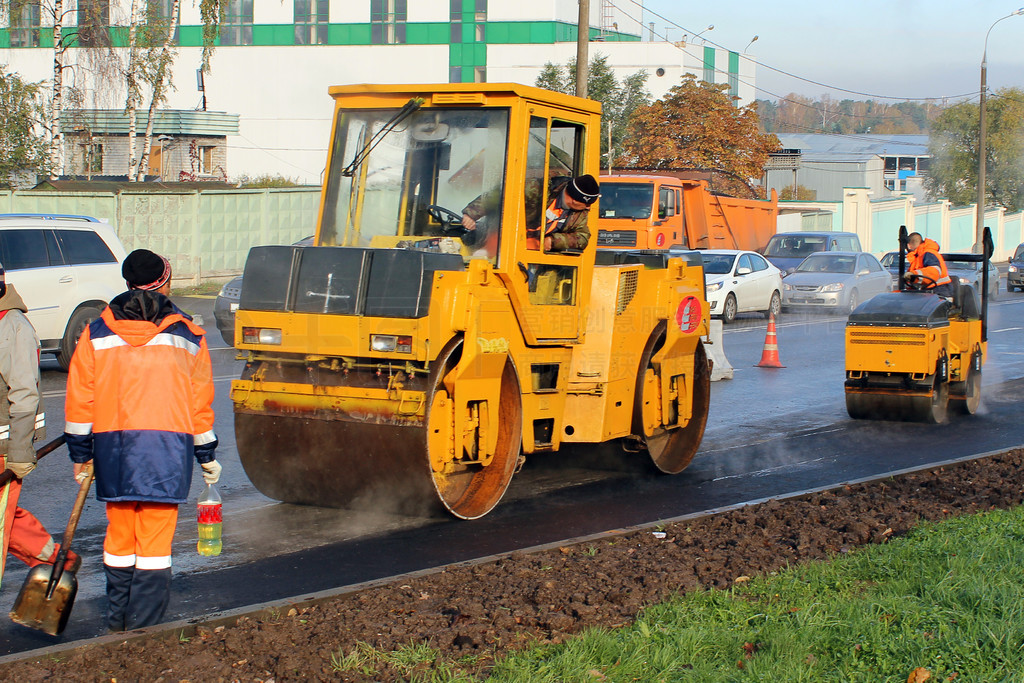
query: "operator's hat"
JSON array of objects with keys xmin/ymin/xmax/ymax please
[
  {"xmin": 123, "ymin": 249, "xmax": 172, "ymax": 290},
  {"xmin": 567, "ymin": 174, "xmax": 600, "ymax": 206}
]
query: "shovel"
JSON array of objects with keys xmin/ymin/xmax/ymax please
[{"xmin": 9, "ymin": 461, "xmax": 93, "ymax": 636}]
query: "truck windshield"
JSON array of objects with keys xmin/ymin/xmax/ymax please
[
  {"xmin": 764, "ymin": 234, "xmax": 828, "ymax": 258},
  {"xmin": 320, "ymin": 107, "xmax": 510, "ymax": 262},
  {"xmin": 597, "ymin": 182, "xmax": 654, "ymax": 220}
]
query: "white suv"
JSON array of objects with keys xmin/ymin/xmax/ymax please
[{"xmin": 0, "ymin": 214, "xmax": 128, "ymax": 369}]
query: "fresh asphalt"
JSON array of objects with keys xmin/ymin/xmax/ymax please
[{"xmin": 2, "ymin": 284, "xmax": 1023, "ymax": 655}]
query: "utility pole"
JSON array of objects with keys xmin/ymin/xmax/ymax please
[{"xmin": 576, "ymin": 0, "xmax": 589, "ymax": 98}]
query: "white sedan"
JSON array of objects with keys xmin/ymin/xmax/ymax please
[{"xmin": 701, "ymin": 250, "xmax": 784, "ymax": 323}]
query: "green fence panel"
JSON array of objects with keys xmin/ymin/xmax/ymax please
[{"xmin": 0, "ymin": 187, "xmax": 321, "ymax": 282}]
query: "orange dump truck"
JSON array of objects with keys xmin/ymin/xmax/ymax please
[{"xmin": 596, "ymin": 175, "xmax": 778, "ymax": 252}]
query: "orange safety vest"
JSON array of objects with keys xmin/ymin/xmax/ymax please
[{"xmin": 907, "ymin": 240, "xmax": 952, "ymax": 288}]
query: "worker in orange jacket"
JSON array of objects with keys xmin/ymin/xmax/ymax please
[
  {"xmin": 64, "ymin": 250, "xmax": 221, "ymax": 632},
  {"xmin": 904, "ymin": 232, "xmax": 954, "ymax": 297},
  {"xmin": 0, "ymin": 263, "xmax": 81, "ymax": 587}
]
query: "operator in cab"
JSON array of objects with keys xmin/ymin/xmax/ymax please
[
  {"xmin": 904, "ymin": 232, "xmax": 954, "ymax": 297},
  {"xmin": 461, "ymin": 174, "xmax": 600, "ymax": 253}
]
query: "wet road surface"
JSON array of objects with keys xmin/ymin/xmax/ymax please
[{"xmin": 2, "ymin": 287, "xmax": 1023, "ymax": 655}]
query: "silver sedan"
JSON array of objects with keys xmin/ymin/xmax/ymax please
[{"xmin": 782, "ymin": 251, "xmax": 892, "ymax": 314}]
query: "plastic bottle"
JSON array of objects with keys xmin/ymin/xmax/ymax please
[{"xmin": 197, "ymin": 483, "xmax": 222, "ymax": 557}]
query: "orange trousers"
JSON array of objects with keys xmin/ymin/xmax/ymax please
[
  {"xmin": 0, "ymin": 477, "xmax": 58, "ymax": 586},
  {"xmin": 103, "ymin": 502, "xmax": 178, "ymax": 570}
]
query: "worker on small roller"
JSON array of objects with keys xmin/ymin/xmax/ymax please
[{"xmin": 904, "ymin": 232, "xmax": 954, "ymax": 297}]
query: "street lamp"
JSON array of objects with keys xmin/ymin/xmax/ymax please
[
  {"xmin": 694, "ymin": 24, "xmax": 714, "ymax": 44},
  {"xmin": 976, "ymin": 8, "xmax": 1023, "ymax": 250},
  {"xmin": 744, "ymin": 35, "xmax": 759, "ymax": 53}
]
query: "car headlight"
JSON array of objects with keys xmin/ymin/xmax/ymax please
[
  {"xmin": 705, "ymin": 282, "xmax": 723, "ymax": 293},
  {"xmin": 821, "ymin": 283, "xmax": 844, "ymax": 292},
  {"xmin": 783, "ymin": 284, "xmax": 793, "ymax": 291},
  {"xmin": 1009, "ymin": 265, "xmax": 1017, "ymax": 272},
  {"xmin": 958, "ymin": 276, "xmax": 970, "ymax": 285}
]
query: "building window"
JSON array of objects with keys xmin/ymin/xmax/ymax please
[
  {"xmin": 219, "ymin": 0, "xmax": 253, "ymax": 46},
  {"xmin": 9, "ymin": 0, "xmax": 41, "ymax": 48},
  {"xmin": 147, "ymin": 0, "xmax": 180, "ymax": 42},
  {"xmin": 77, "ymin": 0, "xmax": 110, "ymax": 48},
  {"xmin": 199, "ymin": 146, "xmax": 216, "ymax": 175},
  {"xmin": 294, "ymin": 0, "xmax": 328, "ymax": 45},
  {"xmin": 82, "ymin": 143, "xmax": 103, "ymax": 173},
  {"xmin": 371, "ymin": 0, "xmax": 406, "ymax": 45}
]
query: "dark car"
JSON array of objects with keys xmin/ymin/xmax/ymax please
[
  {"xmin": 763, "ymin": 231, "xmax": 862, "ymax": 274},
  {"xmin": 214, "ymin": 236, "xmax": 314, "ymax": 345},
  {"xmin": 1009, "ymin": 242, "xmax": 1024, "ymax": 292},
  {"xmin": 881, "ymin": 249, "xmax": 999, "ymax": 300}
]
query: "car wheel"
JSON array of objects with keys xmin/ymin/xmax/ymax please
[
  {"xmin": 1008, "ymin": 281, "xmax": 1015, "ymax": 293},
  {"xmin": 220, "ymin": 328, "xmax": 235, "ymax": 346},
  {"xmin": 57, "ymin": 305, "xmax": 103, "ymax": 371},
  {"xmin": 764, "ymin": 291, "xmax": 782, "ymax": 319},
  {"xmin": 847, "ymin": 289, "xmax": 858, "ymax": 314},
  {"xmin": 722, "ymin": 293, "xmax": 737, "ymax": 324}
]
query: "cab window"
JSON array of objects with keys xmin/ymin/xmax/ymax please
[{"xmin": 658, "ymin": 187, "xmax": 676, "ymax": 219}]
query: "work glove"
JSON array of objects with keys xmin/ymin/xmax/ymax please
[
  {"xmin": 7, "ymin": 461, "xmax": 35, "ymax": 479},
  {"xmin": 73, "ymin": 461, "xmax": 93, "ymax": 484},
  {"xmin": 201, "ymin": 460, "xmax": 222, "ymax": 485}
]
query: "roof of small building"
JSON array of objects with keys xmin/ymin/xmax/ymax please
[
  {"xmin": 32, "ymin": 179, "xmax": 239, "ymax": 193},
  {"xmin": 777, "ymin": 134, "xmax": 929, "ymax": 162}
]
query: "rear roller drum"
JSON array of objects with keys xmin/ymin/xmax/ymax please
[
  {"xmin": 632, "ymin": 327, "xmax": 711, "ymax": 474},
  {"xmin": 846, "ymin": 374, "xmax": 948, "ymax": 423},
  {"xmin": 427, "ymin": 343, "xmax": 522, "ymax": 519},
  {"xmin": 950, "ymin": 368, "xmax": 981, "ymax": 415}
]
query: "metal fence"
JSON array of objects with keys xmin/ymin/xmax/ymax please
[{"xmin": 0, "ymin": 187, "xmax": 321, "ymax": 284}]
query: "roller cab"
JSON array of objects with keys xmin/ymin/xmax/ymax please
[{"xmin": 231, "ymin": 84, "xmax": 712, "ymax": 518}]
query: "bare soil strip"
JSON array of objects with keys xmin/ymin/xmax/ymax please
[{"xmin": 5, "ymin": 447, "xmax": 1024, "ymax": 682}]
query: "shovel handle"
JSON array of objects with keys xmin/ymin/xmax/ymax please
[
  {"xmin": 46, "ymin": 462, "xmax": 93, "ymax": 600},
  {"xmin": 0, "ymin": 435, "xmax": 67, "ymax": 488}
]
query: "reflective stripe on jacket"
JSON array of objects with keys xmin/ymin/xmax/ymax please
[
  {"xmin": 64, "ymin": 302, "xmax": 217, "ymax": 503},
  {"xmin": 908, "ymin": 239, "xmax": 952, "ymax": 287}
]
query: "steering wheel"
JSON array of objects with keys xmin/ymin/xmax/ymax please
[
  {"xmin": 426, "ymin": 205, "xmax": 468, "ymax": 237},
  {"xmin": 904, "ymin": 273, "xmax": 937, "ymax": 291}
]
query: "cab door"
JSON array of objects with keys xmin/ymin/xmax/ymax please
[{"xmin": 498, "ymin": 111, "xmax": 597, "ymax": 344}]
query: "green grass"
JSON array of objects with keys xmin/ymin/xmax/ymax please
[
  {"xmin": 474, "ymin": 506, "xmax": 1024, "ymax": 682},
  {"xmin": 171, "ymin": 281, "xmax": 223, "ymax": 296}
]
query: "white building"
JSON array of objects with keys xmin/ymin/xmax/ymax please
[{"xmin": 0, "ymin": 0, "xmax": 756, "ymax": 183}]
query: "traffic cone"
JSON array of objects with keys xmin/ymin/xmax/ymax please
[{"xmin": 755, "ymin": 311, "xmax": 785, "ymax": 368}]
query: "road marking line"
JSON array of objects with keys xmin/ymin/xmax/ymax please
[{"xmin": 993, "ymin": 327, "xmax": 1023, "ymax": 333}]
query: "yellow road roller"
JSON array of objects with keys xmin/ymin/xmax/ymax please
[
  {"xmin": 845, "ymin": 226, "xmax": 992, "ymax": 423},
  {"xmin": 230, "ymin": 83, "xmax": 712, "ymax": 518}
]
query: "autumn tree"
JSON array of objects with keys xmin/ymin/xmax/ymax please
[
  {"xmin": 757, "ymin": 94, "xmax": 943, "ymax": 135},
  {"xmin": 535, "ymin": 53, "xmax": 650, "ymax": 168},
  {"xmin": 926, "ymin": 88, "xmax": 1024, "ymax": 212},
  {"xmin": 621, "ymin": 74, "xmax": 780, "ymax": 188},
  {"xmin": 0, "ymin": 67, "xmax": 51, "ymax": 186}
]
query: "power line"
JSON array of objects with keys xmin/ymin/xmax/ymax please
[
  {"xmin": 617, "ymin": 0, "xmax": 979, "ymax": 102},
  {"xmin": 605, "ymin": 1, "xmax": 955, "ymax": 139}
]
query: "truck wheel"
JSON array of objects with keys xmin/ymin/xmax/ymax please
[
  {"xmin": 722, "ymin": 294, "xmax": 737, "ymax": 324},
  {"xmin": 57, "ymin": 305, "xmax": 102, "ymax": 371}
]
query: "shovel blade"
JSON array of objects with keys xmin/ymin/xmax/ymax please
[{"xmin": 9, "ymin": 563, "xmax": 78, "ymax": 636}]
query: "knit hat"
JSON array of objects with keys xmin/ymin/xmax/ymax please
[
  {"xmin": 565, "ymin": 174, "xmax": 601, "ymax": 205},
  {"xmin": 123, "ymin": 249, "xmax": 172, "ymax": 290}
]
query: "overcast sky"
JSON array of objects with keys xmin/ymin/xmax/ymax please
[{"xmin": 636, "ymin": 0, "xmax": 1024, "ymax": 103}]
